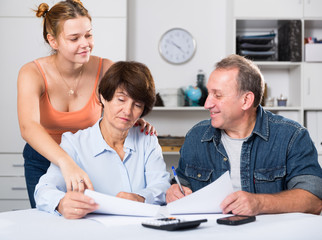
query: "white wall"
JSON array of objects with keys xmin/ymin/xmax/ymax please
[
  {"xmin": 0, "ymin": 0, "xmax": 229, "ymax": 152},
  {"xmin": 127, "ymin": 0, "xmax": 229, "ymax": 91}
]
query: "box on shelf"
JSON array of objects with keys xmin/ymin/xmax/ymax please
[
  {"xmin": 305, "ymin": 44, "xmax": 322, "ymax": 62},
  {"xmin": 158, "ymin": 136, "xmax": 185, "ymax": 152},
  {"xmin": 278, "ymin": 20, "xmax": 302, "ymax": 62},
  {"xmin": 158, "ymin": 88, "xmax": 184, "ymax": 107}
]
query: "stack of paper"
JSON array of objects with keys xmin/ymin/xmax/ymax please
[{"xmin": 85, "ymin": 171, "xmax": 234, "ymax": 217}]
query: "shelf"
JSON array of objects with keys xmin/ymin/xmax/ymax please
[
  {"xmin": 154, "ymin": 106, "xmax": 301, "ymax": 111},
  {"xmin": 256, "ymin": 61, "xmax": 301, "ymax": 69},
  {"xmin": 153, "ymin": 106, "xmax": 206, "ymax": 111},
  {"xmin": 162, "ymin": 151, "xmax": 180, "ymax": 156},
  {"xmin": 303, "ymin": 108, "xmax": 322, "ymax": 111},
  {"xmin": 263, "ymin": 106, "xmax": 302, "ymax": 111}
]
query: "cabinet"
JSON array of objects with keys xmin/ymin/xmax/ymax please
[
  {"xmin": 0, "ymin": 0, "xmax": 127, "ymax": 212},
  {"xmin": 232, "ymin": 0, "xmax": 322, "ymax": 166},
  {"xmin": 303, "ymin": 63, "xmax": 322, "ymax": 109},
  {"xmin": 234, "ymin": 0, "xmax": 322, "ymax": 19},
  {"xmin": 0, "ymin": 154, "xmax": 30, "ymax": 211},
  {"xmin": 234, "ymin": 0, "xmax": 303, "ymax": 19}
]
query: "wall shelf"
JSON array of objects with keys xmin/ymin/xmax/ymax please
[
  {"xmin": 153, "ymin": 106, "xmax": 206, "ymax": 111},
  {"xmin": 232, "ymin": 0, "xmax": 322, "ymax": 166},
  {"xmin": 256, "ymin": 62, "xmax": 301, "ymax": 69},
  {"xmin": 162, "ymin": 151, "xmax": 180, "ymax": 156},
  {"xmin": 263, "ymin": 107, "xmax": 301, "ymax": 111}
]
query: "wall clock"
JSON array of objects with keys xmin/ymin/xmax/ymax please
[{"xmin": 159, "ymin": 28, "xmax": 196, "ymax": 64}]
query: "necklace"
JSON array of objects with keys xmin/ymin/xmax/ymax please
[{"xmin": 55, "ymin": 61, "xmax": 84, "ymax": 96}]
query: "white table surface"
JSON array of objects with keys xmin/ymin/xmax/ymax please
[{"xmin": 0, "ymin": 209, "xmax": 322, "ymax": 240}]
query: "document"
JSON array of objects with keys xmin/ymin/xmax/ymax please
[
  {"xmin": 85, "ymin": 171, "xmax": 233, "ymax": 217},
  {"xmin": 85, "ymin": 190, "xmax": 160, "ymax": 217},
  {"xmin": 166, "ymin": 171, "xmax": 233, "ymax": 214}
]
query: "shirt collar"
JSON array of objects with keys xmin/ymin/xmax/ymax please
[
  {"xmin": 90, "ymin": 118, "xmax": 136, "ymax": 157},
  {"xmin": 250, "ymin": 105, "xmax": 269, "ymax": 141},
  {"xmin": 200, "ymin": 105, "xmax": 269, "ymax": 144}
]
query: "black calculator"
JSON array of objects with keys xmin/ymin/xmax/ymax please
[{"xmin": 142, "ymin": 217, "xmax": 207, "ymax": 231}]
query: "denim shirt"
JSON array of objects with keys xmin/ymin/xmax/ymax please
[{"xmin": 176, "ymin": 106, "xmax": 322, "ymax": 199}]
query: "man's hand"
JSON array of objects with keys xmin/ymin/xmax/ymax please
[
  {"xmin": 220, "ymin": 191, "xmax": 262, "ymax": 216},
  {"xmin": 57, "ymin": 191, "xmax": 99, "ymax": 219},
  {"xmin": 166, "ymin": 184, "xmax": 192, "ymax": 203},
  {"xmin": 221, "ymin": 189, "xmax": 322, "ymax": 216},
  {"xmin": 116, "ymin": 192, "xmax": 145, "ymax": 202}
]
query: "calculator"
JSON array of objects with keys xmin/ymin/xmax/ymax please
[{"xmin": 142, "ymin": 217, "xmax": 208, "ymax": 231}]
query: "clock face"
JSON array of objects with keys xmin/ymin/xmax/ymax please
[{"xmin": 159, "ymin": 28, "xmax": 196, "ymax": 64}]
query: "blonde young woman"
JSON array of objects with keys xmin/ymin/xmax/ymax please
[{"xmin": 17, "ymin": 0, "xmax": 155, "ymax": 208}]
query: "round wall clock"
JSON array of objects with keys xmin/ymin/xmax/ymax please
[{"xmin": 159, "ymin": 28, "xmax": 196, "ymax": 64}]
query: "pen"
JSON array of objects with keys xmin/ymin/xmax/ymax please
[{"xmin": 171, "ymin": 166, "xmax": 185, "ymax": 196}]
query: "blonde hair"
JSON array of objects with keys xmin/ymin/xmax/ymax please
[{"xmin": 34, "ymin": 0, "xmax": 91, "ymax": 45}]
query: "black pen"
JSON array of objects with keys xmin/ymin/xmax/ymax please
[{"xmin": 172, "ymin": 166, "xmax": 185, "ymax": 196}]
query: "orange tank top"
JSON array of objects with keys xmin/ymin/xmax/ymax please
[{"xmin": 35, "ymin": 58, "xmax": 103, "ymax": 144}]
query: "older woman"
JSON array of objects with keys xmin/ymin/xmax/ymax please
[{"xmin": 34, "ymin": 61, "xmax": 170, "ymax": 219}]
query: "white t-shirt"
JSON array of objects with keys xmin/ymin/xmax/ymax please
[{"xmin": 221, "ymin": 130, "xmax": 248, "ymax": 191}]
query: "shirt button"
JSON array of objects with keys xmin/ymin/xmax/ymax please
[
  {"xmin": 197, "ymin": 173, "xmax": 201, "ymax": 178},
  {"xmin": 223, "ymin": 157, "xmax": 228, "ymax": 161}
]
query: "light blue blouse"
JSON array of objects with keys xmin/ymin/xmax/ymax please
[{"xmin": 34, "ymin": 118, "xmax": 170, "ymax": 215}]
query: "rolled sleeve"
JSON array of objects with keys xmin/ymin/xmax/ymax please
[
  {"xmin": 288, "ymin": 175, "xmax": 322, "ymax": 199},
  {"xmin": 285, "ymin": 128, "xmax": 322, "ymax": 199}
]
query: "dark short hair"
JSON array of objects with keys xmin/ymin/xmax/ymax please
[
  {"xmin": 99, "ymin": 61, "xmax": 156, "ymax": 117},
  {"xmin": 215, "ymin": 54, "xmax": 265, "ymax": 108}
]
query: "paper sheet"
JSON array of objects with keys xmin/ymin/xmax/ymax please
[
  {"xmin": 85, "ymin": 171, "xmax": 233, "ymax": 217},
  {"xmin": 85, "ymin": 190, "xmax": 160, "ymax": 217},
  {"xmin": 167, "ymin": 171, "xmax": 234, "ymax": 214}
]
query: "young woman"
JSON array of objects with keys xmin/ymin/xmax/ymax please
[{"xmin": 17, "ymin": 0, "xmax": 154, "ymax": 208}]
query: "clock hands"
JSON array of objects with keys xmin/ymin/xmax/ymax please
[{"xmin": 170, "ymin": 40, "xmax": 185, "ymax": 54}]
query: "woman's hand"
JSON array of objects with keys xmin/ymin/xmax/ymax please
[
  {"xmin": 116, "ymin": 192, "xmax": 145, "ymax": 203},
  {"xmin": 57, "ymin": 191, "xmax": 99, "ymax": 219},
  {"xmin": 135, "ymin": 118, "xmax": 157, "ymax": 136},
  {"xmin": 59, "ymin": 158, "xmax": 94, "ymax": 192}
]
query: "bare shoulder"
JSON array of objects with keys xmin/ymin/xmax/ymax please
[
  {"xmin": 88, "ymin": 56, "xmax": 113, "ymax": 74},
  {"xmin": 101, "ymin": 58, "xmax": 114, "ymax": 74},
  {"xmin": 17, "ymin": 58, "xmax": 45, "ymax": 94}
]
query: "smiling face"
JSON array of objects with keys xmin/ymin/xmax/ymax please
[
  {"xmin": 101, "ymin": 87, "xmax": 145, "ymax": 133},
  {"xmin": 52, "ymin": 16, "xmax": 93, "ymax": 64},
  {"xmin": 204, "ymin": 68, "xmax": 246, "ymax": 130}
]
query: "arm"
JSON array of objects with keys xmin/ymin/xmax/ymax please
[
  {"xmin": 17, "ymin": 62, "xmax": 93, "ymax": 191},
  {"xmin": 34, "ymin": 161, "xmax": 98, "ymax": 219},
  {"xmin": 132, "ymin": 135, "xmax": 170, "ymax": 204},
  {"xmin": 221, "ymin": 189, "xmax": 322, "ymax": 216},
  {"xmin": 222, "ymin": 127, "xmax": 322, "ymax": 216}
]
